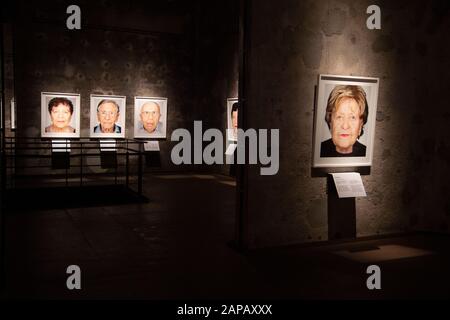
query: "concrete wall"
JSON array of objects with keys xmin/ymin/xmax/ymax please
[
  {"xmin": 10, "ymin": 0, "xmax": 240, "ymax": 174},
  {"xmin": 404, "ymin": 0, "xmax": 450, "ymax": 234},
  {"xmin": 193, "ymin": 0, "xmax": 240, "ymax": 176},
  {"xmin": 242, "ymin": 0, "xmax": 450, "ymax": 248},
  {"xmin": 13, "ymin": 0, "xmax": 196, "ymax": 172}
]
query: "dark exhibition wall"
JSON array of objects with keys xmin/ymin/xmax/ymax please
[
  {"xmin": 240, "ymin": 0, "xmax": 450, "ymax": 248},
  {"xmin": 193, "ymin": 0, "xmax": 240, "ymax": 175},
  {"xmin": 8, "ymin": 0, "xmax": 239, "ymax": 173}
]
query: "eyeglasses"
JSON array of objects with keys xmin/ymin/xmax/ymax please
[
  {"xmin": 99, "ymin": 111, "xmax": 118, "ymax": 117},
  {"xmin": 141, "ymin": 111, "xmax": 159, "ymax": 117}
]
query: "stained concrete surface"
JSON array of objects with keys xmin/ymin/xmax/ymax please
[
  {"xmin": 3, "ymin": 173, "xmax": 450, "ymax": 299},
  {"xmin": 242, "ymin": 0, "xmax": 450, "ymax": 248},
  {"xmin": 9, "ymin": 0, "xmax": 239, "ymax": 175}
]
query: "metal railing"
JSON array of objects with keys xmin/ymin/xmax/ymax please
[{"xmin": 2, "ymin": 137, "xmax": 144, "ymax": 195}]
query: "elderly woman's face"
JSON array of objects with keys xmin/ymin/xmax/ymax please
[
  {"xmin": 330, "ymin": 98, "xmax": 363, "ymax": 154},
  {"xmin": 50, "ymin": 103, "xmax": 72, "ymax": 129}
]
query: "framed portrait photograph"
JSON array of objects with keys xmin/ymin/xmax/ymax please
[
  {"xmin": 90, "ymin": 94, "xmax": 126, "ymax": 138},
  {"xmin": 227, "ymin": 98, "xmax": 239, "ymax": 142},
  {"xmin": 312, "ymin": 74, "xmax": 379, "ymax": 168},
  {"xmin": 134, "ymin": 97, "xmax": 167, "ymax": 139},
  {"xmin": 11, "ymin": 98, "xmax": 16, "ymax": 130},
  {"xmin": 41, "ymin": 92, "xmax": 81, "ymax": 138}
]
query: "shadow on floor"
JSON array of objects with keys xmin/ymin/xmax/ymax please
[{"xmin": 4, "ymin": 185, "xmax": 148, "ymax": 212}]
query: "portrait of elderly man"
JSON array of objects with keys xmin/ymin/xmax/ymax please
[
  {"xmin": 320, "ymin": 85, "xmax": 368, "ymax": 157},
  {"xmin": 137, "ymin": 101, "xmax": 164, "ymax": 135},
  {"xmin": 94, "ymin": 99, "xmax": 122, "ymax": 134}
]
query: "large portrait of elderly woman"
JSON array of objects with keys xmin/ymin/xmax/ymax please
[
  {"xmin": 312, "ymin": 75, "xmax": 379, "ymax": 168},
  {"xmin": 90, "ymin": 94, "xmax": 126, "ymax": 138},
  {"xmin": 41, "ymin": 92, "xmax": 81, "ymax": 138}
]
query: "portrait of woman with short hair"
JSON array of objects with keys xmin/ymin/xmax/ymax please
[
  {"xmin": 320, "ymin": 85, "xmax": 368, "ymax": 158},
  {"xmin": 41, "ymin": 92, "xmax": 80, "ymax": 138},
  {"xmin": 312, "ymin": 75, "xmax": 379, "ymax": 168}
]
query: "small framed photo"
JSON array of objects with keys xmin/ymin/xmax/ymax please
[
  {"xmin": 312, "ymin": 74, "xmax": 379, "ymax": 168},
  {"xmin": 227, "ymin": 98, "xmax": 238, "ymax": 142},
  {"xmin": 41, "ymin": 92, "xmax": 81, "ymax": 138},
  {"xmin": 134, "ymin": 97, "xmax": 167, "ymax": 139},
  {"xmin": 90, "ymin": 94, "xmax": 126, "ymax": 138},
  {"xmin": 11, "ymin": 98, "xmax": 16, "ymax": 130}
]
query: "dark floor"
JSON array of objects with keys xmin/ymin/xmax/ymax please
[{"xmin": 2, "ymin": 173, "xmax": 450, "ymax": 299}]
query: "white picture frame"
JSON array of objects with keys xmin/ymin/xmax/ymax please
[
  {"xmin": 312, "ymin": 74, "xmax": 379, "ymax": 168},
  {"xmin": 227, "ymin": 98, "xmax": 238, "ymax": 142},
  {"xmin": 133, "ymin": 96, "xmax": 167, "ymax": 139},
  {"xmin": 11, "ymin": 97, "xmax": 16, "ymax": 130},
  {"xmin": 41, "ymin": 92, "xmax": 81, "ymax": 138},
  {"xmin": 90, "ymin": 94, "xmax": 126, "ymax": 138}
]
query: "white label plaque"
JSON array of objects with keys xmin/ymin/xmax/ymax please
[
  {"xmin": 225, "ymin": 143, "xmax": 237, "ymax": 156},
  {"xmin": 144, "ymin": 141, "xmax": 160, "ymax": 152},
  {"xmin": 330, "ymin": 172, "xmax": 367, "ymax": 198},
  {"xmin": 100, "ymin": 139, "xmax": 117, "ymax": 151},
  {"xmin": 52, "ymin": 139, "xmax": 71, "ymax": 152}
]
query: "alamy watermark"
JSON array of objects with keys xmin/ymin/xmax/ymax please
[
  {"xmin": 171, "ymin": 121, "xmax": 279, "ymax": 176},
  {"xmin": 366, "ymin": 5, "xmax": 381, "ymax": 30},
  {"xmin": 66, "ymin": 265, "xmax": 81, "ymax": 290},
  {"xmin": 366, "ymin": 265, "xmax": 381, "ymax": 290},
  {"xmin": 66, "ymin": 5, "xmax": 81, "ymax": 30}
]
